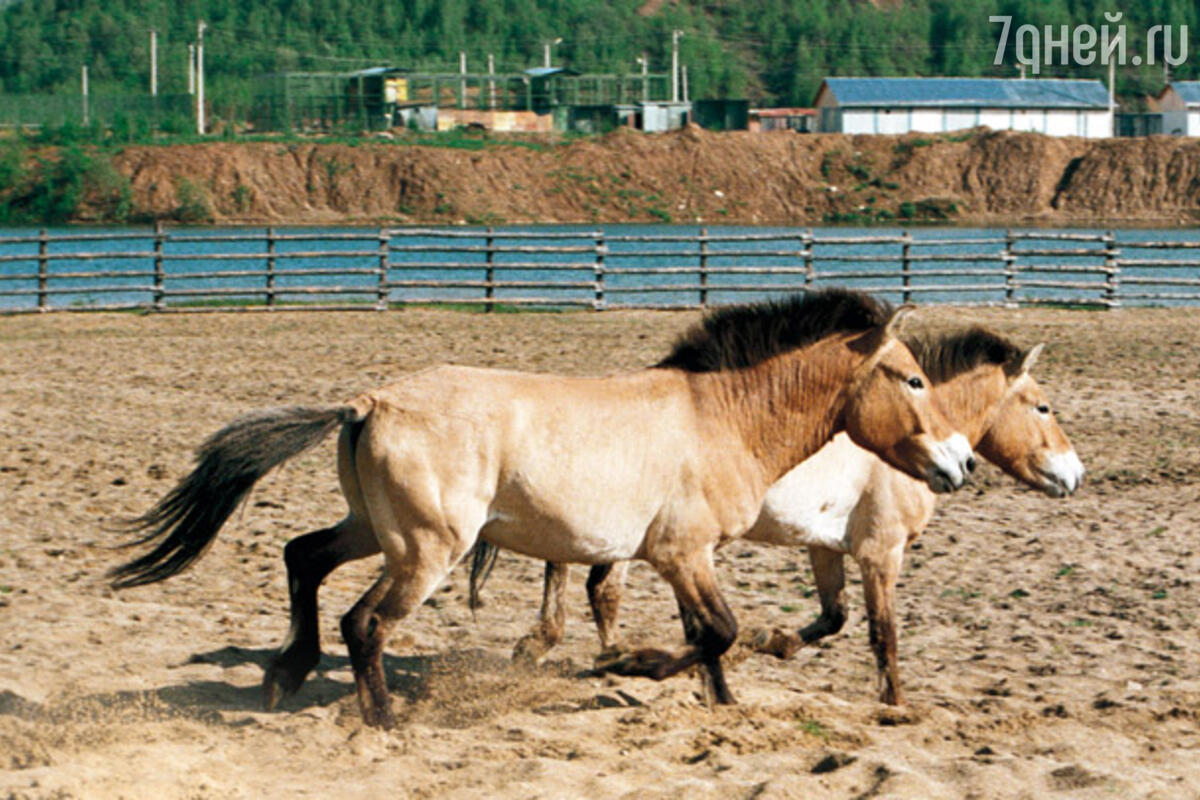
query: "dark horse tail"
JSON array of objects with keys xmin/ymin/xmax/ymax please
[
  {"xmin": 468, "ymin": 539, "xmax": 501, "ymax": 611},
  {"xmin": 110, "ymin": 404, "xmax": 365, "ymax": 589}
]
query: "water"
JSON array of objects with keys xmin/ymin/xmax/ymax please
[{"xmin": 1, "ymin": 224, "xmax": 1198, "ymax": 311}]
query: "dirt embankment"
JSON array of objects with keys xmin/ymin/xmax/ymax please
[{"xmin": 100, "ymin": 127, "xmax": 1200, "ymax": 226}]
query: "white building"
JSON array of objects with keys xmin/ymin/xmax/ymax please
[{"xmin": 815, "ymin": 77, "xmax": 1112, "ymax": 138}]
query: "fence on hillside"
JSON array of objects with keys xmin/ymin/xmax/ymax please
[
  {"xmin": 0, "ymin": 94, "xmax": 193, "ymax": 131},
  {"xmin": 1, "ymin": 225, "xmax": 1198, "ymax": 313}
]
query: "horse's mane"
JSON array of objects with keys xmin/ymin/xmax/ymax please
[
  {"xmin": 903, "ymin": 327, "xmax": 1023, "ymax": 384},
  {"xmin": 656, "ymin": 288, "xmax": 894, "ymax": 373}
]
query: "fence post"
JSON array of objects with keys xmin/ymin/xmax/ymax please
[
  {"xmin": 901, "ymin": 230, "xmax": 912, "ymax": 304},
  {"xmin": 594, "ymin": 230, "xmax": 606, "ymax": 310},
  {"xmin": 803, "ymin": 229, "xmax": 815, "ymax": 288},
  {"xmin": 1003, "ymin": 229, "xmax": 1017, "ymax": 308},
  {"xmin": 698, "ymin": 226, "xmax": 709, "ymax": 307},
  {"xmin": 1103, "ymin": 230, "xmax": 1121, "ymax": 310},
  {"xmin": 265, "ymin": 225, "xmax": 276, "ymax": 309},
  {"xmin": 37, "ymin": 229, "xmax": 48, "ymax": 312},
  {"xmin": 152, "ymin": 221, "xmax": 165, "ymax": 311},
  {"xmin": 377, "ymin": 227, "xmax": 390, "ymax": 311},
  {"xmin": 485, "ymin": 226, "xmax": 495, "ymax": 312}
]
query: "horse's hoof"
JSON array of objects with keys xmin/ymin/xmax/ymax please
[
  {"xmin": 749, "ymin": 627, "xmax": 801, "ymax": 660},
  {"xmin": 512, "ymin": 635, "xmax": 550, "ymax": 667},
  {"xmin": 364, "ymin": 705, "xmax": 398, "ymax": 730},
  {"xmin": 261, "ymin": 664, "xmax": 304, "ymax": 711},
  {"xmin": 592, "ymin": 646, "xmax": 630, "ymax": 672}
]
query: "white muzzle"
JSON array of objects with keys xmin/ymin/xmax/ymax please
[{"xmin": 926, "ymin": 433, "xmax": 975, "ymax": 494}]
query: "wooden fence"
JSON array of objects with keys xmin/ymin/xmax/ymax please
[{"xmin": 1, "ymin": 225, "xmax": 1199, "ymax": 313}]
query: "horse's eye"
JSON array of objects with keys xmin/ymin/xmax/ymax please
[
  {"xmin": 907, "ymin": 376, "xmax": 924, "ymax": 390},
  {"xmin": 1037, "ymin": 404, "xmax": 1050, "ymax": 414}
]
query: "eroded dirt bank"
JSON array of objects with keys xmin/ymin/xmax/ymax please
[{"xmin": 98, "ymin": 127, "xmax": 1200, "ymax": 227}]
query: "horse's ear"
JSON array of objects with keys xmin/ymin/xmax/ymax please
[
  {"xmin": 884, "ymin": 304, "xmax": 917, "ymax": 337},
  {"xmin": 1018, "ymin": 343, "xmax": 1044, "ymax": 375},
  {"xmin": 850, "ymin": 304, "xmax": 915, "ymax": 356}
]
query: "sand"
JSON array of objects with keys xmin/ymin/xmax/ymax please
[{"xmin": 1, "ymin": 305, "xmax": 1197, "ymax": 799}]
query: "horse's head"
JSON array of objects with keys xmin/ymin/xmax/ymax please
[
  {"xmin": 841, "ymin": 308, "xmax": 975, "ymax": 494},
  {"xmin": 975, "ymin": 344, "xmax": 1084, "ymax": 497}
]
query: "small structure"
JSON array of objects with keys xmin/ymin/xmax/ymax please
[
  {"xmin": 343, "ymin": 67, "xmax": 412, "ymax": 129},
  {"xmin": 1152, "ymin": 83, "xmax": 1197, "ymax": 135},
  {"xmin": 814, "ymin": 77, "xmax": 1112, "ymax": 138},
  {"xmin": 1114, "ymin": 113, "xmax": 1168, "ymax": 137},
  {"xmin": 639, "ymin": 101, "xmax": 691, "ymax": 132},
  {"xmin": 750, "ymin": 107, "xmax": 817, "ymax": 133},
  {"xmin": 692, "ymin": 99, "xmax": 750, "ymax": 131}
]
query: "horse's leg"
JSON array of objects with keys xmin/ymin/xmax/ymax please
[
  {"xmin": 678, "ymin": 599, "xmax": 735, "ymax": 707},
  {"xmin": 754, "ymin": 545, "xmax": 847, "ymax": 659},
  {"xmin": 859, "ymin": 542, "xmax": 905, "ymax": 705},
  {"xmin": 512, "ymin": 562, "xmax": 569, "ymax": 665},
  {"xmin": 588, "ymin": 561, "xmax": 629, "ymax": 653},
  {"xmin": 341, "ymin": 526, "xmax": 467, "ymax": 729},
  {"xmin": 263, "ymin": 515, "xmax": 380, "ymax": 709},
  {"xmin": 595, "ymin": 551, "xmax": 738, "ymax": 705}
]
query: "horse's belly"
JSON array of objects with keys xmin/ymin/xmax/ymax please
[{"xmin": 479, "ymin": 503, "xmax": 648, "ymax": 564}]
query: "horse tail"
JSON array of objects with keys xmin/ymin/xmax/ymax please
[
  {"xmin": 109, "ymin": 403, "xmax": 370, "ymax": 589},
  {"xmin": 468, "ymin": 539, "xmax": 501, "ymax": 612}
]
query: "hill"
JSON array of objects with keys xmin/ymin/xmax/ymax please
[
  {"xmin": 7, "ymin": 126, "xmax": 1200, "ymax": 227},
  {"xmin": 0, "ymin": 0, "xmax": 1196, "ymax": 110}
]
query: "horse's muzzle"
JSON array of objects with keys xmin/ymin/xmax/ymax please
[
  {"xmin": 1037, "ymin": 449, "xmax": 1085, "ymax": 497},
  {"xmin": 925, "ymin": 433, "xmax": 975, "ymax": 494}
]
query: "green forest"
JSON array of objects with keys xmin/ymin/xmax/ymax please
[{"xmin": 0, "ymin": 0, "xmax": 1197, "ymax": 109}]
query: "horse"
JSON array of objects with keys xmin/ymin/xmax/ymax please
[
  {"xmin": 469, "ymin": 326, "xmax": 1084, "ymax": 706},
  {"xmin": 111, "ymin": 289, "xmax": 975, "ymax": 728}
]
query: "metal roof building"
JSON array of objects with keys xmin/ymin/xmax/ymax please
[{"xmin": 815, "ymin": 77, "xmax": 1113, "ymax": 138}]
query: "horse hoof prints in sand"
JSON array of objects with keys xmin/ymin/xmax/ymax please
[
  {"xmin": 112, "ymin": 289, "xmax": 974, "ymax": 729},
  {"xmin": 472, "ymin": 326, "xmax": 1086, "ymax": 706}
]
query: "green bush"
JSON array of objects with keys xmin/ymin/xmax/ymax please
[
  {"xmin": 175, "ymin": 178, "xmax": 214, "ymax": 223},
  {"xmin": 31, "ymin": 146, "xmax": 91, "ymax": 224}
]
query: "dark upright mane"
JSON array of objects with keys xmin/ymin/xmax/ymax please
[
  {"xmin": 656, "ymin": 289, "xmax": 894, "ymax": 373},
  {"xmin": 903, "ymin": 327, "xmax": 1022, "ymax": 384}
]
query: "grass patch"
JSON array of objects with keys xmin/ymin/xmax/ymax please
[{"xmin": 797, "ymin": 718, "xmax": 830, "ymax": 739}]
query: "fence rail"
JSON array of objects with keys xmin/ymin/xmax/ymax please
[{"xmin": 4, "ymin": 225, "xmax": 1200, "ymax": 313}]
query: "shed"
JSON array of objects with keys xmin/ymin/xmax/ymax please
[
  {"xmin": 692, "ymin": 99, "xmax": 750, "ymax": 131},
  {"xmin": 750, "ymin": 107, "xmax": 817, "ymax": 133},
  {"xmin": 639, "ymin": 101, "xmax": 691, "ymax": 132},
  {"xmin": 1153, "ymin": 83, "xmax": 1198, "ymax": 135},
  {"xmin": 566, "ymin": 104, "xmax": 620, "ymax": 134},
  {"xmin": 814, "ymin": 77, "xmax": 1112, "ymax": 138},
  {"xmin": 522, "ymin": 66, "xmax": 581, "ymax": 114},
  {"xmin": 344, "ymin": 67, "xmax": 411, "ymax": 130}
]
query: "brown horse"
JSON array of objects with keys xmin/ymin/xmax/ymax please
[
  {"xmin": 471, "ymin": 327, "xmax": 1084, "ymax": 705},
  {"xmin": 112, "ymin": 290, "xmax": 975, "ymax": 728}
]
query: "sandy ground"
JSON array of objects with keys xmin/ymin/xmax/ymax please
[{"xmin": 1, "ymin": 305, "xmax": 1198, "ymax": 799}]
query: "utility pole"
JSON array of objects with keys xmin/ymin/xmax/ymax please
[
  {"xmin": 637, "ymin": 53, "xmax": 647, "ymax": 102},
  {"xmin": 671, "ymin": 29, "xmax": 683, "ymax": 103},
  {"xmin": 682, "ymin": 65, "xmax": 689, "ymax": 103},
  {"xmin": 81, "ymin": 65, "xmax": 89, "ymax": 125},
  {"xmin": 459, "ymin": 51, "xmax": 467, "ymax": 109},
  {"xmin": 488, "ymin": 53, "xmax": 496, "ymax": 109},
  {"xmin": 544, "ymin": 37, "xmax": 561, "ymax": 68},
  {"xmin": 1108, "ymin": 55, "xmax": 1116, "ymax": 137},
  {"xmin": 150, "ymin": 30, "xmax": 158, "ymax": 96},
  {"xmin": 188, "ymin": 44, "xmax": 195, "ymax": 94},
  {"xmin": 196, "ymin": 21, "xmax": 206, "ymax": 135}
]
